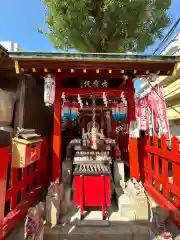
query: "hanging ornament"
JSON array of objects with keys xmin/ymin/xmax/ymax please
[
  {"xmin": 112, "ymin": 101, "xmax": 127, "ymax": 121},
  {"xmin": 70, "ymin": 102, "xmax": 79, "ymax": 120},
  {"xmin": 77, "ymin": 94, "xmax": 83, "ymax": 109},
  {"xmin": 112, "ymin": 102, "xmax": 118, "ymax": 121},
  {"xmin": 61, "ymin": 92, "xmax": 66, "ymax": 103},
  {"xmin": 120, "ymin": 91, "xmax": 127, "ymax": 105},
  {"xmin": 102, "ymin": 92, "xmax": 108, "ymax": 107},
  {"xmin": 44, "ymin": 74, "xmax": 55, "ymax": 107},
  {"xmin": 61, "ymin": 101, "xmax": 71, "ymax": 120},
  {"xmin": 91, "ymin": 96, "xmax": 97, "ymax": 150},
  {"xmin": 118, "ymin": 102, "xmax": 127, "ymax": 120}
]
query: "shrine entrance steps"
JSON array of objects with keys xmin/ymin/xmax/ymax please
[
  {"xmin": 5, "ymin": 180, "xmax": 180, "ymax": 239},
  {"xmin": 44, "ymin": 205, "xmax": 151, "ymax": 240}
]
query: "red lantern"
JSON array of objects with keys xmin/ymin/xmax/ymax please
[
  {"xmin": 71, "ymin": 102, "xmax": 79, "ymax": 119},
  {"xmin": 112, "ymin": 102, "xmax": 118, "ymax": 120},
  {"xmin": 62, "ymin": 101, "xmax": 71, "ymax": 119}
]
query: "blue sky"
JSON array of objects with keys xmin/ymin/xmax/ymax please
[{"xmin": 0, "ymin": 0, "xmax": 179, "ymax": 53}]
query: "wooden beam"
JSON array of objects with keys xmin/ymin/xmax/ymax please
[{"xmin": 61, "ymin": 88, "xmax": 127, "ymax": 96}]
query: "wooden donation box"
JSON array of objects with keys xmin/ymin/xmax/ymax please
[
  {"xmin": 12, "ymin": 137, "xmax": 42, "ymax": 168},
  {"xmin": 74, "ymin": 163, "xmax": 111, "ymax": 220}
]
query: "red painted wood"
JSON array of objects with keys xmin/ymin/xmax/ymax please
[
  {"xmin": 144, "ymin": 182, "xmax": 180, "ymax": 214},
  {"xmin": 61, "ymin": 88, "xmax": 127, "ymax": 96},
  {"xmin": 142, "ymin": 135, "xmax": 180, "ymax": 226},
  {"xmin": 20, "ymin": 59, "xmax": 175, "ymax": 76},
  {"xmin": 161, "ymin": 136, "xmax": 169, "ymax": 200},
  {"xmin": 0, "ymin": 137, "xmax": 49, "ymax": 239},
  {"xmin": 80, "ymin": 176, "xmax": 84, "ymax": 217},
  {"xmin": 145, "ymin": 144, "xmax": 180, "ymax": 164},
  {"xmin": 74, "ymin": 175, "xmax": 111, "ymax": 207},
  {"xmin": 0, "ymin": 148, "xmax": 9, "ymax": 239},
  {"xmin": 137, "ymin": 137, "xmax": 146, "ymax": 182},
  {"xmin": 3, "ymin": 186, "xmax": 42, "ymax": 238},
  {"xmin": 52, "ymin": 77, "xmax": 62, "ymax": 182},
  {"xmin": 171, "ymin": 137, "xmax": 180, "ymax": 207},
  {"xmin": 129, "ymin": 138, "xmax": 140, "ymax": 181},
  {"xmin": 153, "ymin": 136, "xmax": 160, "ymax": 190},
  {"xmin": 127, "ymin": 78, "xmax": 136, "ymax": 123},
  {"xmin": 101, "ymin": 176, "xmax": 106, "ymax": 218}
]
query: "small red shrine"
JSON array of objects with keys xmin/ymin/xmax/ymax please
[
  {"xmin": 0, "ymin": 51, "xmax": 179, "ymax": 239},
  {"xmin": 9, "ymin": 52, "xmax": 178, "ymax": 221}
]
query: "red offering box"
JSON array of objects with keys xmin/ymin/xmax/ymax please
[{"xmin": 74, "ymin": 175, "xmax": 111, "ymax": 207}]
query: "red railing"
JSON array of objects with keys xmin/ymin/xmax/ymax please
[
  {"xmin": 0, "ymin": 137, "xmax": 50, "ymax": 239},
  {"xmin": 138, "ymin": 135, "xmax": 180, "ymax": 226}
]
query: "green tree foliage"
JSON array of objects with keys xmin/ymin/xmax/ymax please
[{"xmin": 40, "ymin": 0, "xmax": 171, "ymax": 53}]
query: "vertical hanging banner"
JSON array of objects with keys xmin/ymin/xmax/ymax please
[
  {"xmin": 153, "ymin": 85, "xmax": 170, "ymax": 137},
  {"xmin": 136, "ymin": 84, "xmax": 170, "ymax": 137},
  {"xmin": 136, "ymin": 97, "xmax": 148, "ymax": 131},
  {"xmin": 145, "ymin": 84, "xmax": 170, "ymax": 137},
  {"xmin": 145, "ymin": 91, "xmax": 157, "ymax": 134}
]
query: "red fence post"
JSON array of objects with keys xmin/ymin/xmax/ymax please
[
  {"xmin": 129, "ymin": 137, "xmax": 140, "ymax": 181},
  {"xmin": 0, "ymin": 147, "xmax": 9, "ymax": 239},
  {"xmin": 138, "ymin": 136, "xmax": 147, "ymax": 182},
  {"xmin": 161, "ymin": 136, "xmax": 169, "ymax": 199},
  {"xmin": 170, "ymin": 136, "xmax": 180, "ymax": 225},
  {"xmin": 153, "ymin": 135, "xmax": 161, "ymax": 191},
  {"xmin": 171, "ymin": 136, "xmax": 180, "ymax": 207},
  {"xmin": 143, "ymin": 135, "xmax": 180, "ymax": 227}
]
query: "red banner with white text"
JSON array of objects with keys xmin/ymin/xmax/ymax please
[
  {"xmin": 136, "ymin": 97, "xmax": 148, "ymax": 131},
  {"xmin": 152, "ymin": 85, "xmax": 170, "ymax": 137},
  {"xmin": 137, "ymin": 84, "xmax": 170, "ymax": 137}
]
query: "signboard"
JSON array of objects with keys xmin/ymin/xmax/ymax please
[{"xmin": 81, "ymin": 79, "xmax": 108, "ymax": 88}]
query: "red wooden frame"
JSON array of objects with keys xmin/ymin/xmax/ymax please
[
  {"xmin": 129, "ymin": 138, "xmax": 140, "ymax": 180},
  {"xmin": 61, "ymin": 88, "xmax": 128, "ymax": 96},
  {"xmin": 140, "ymin": 135, "xmax": 180, "ymax": 226},
  {"xmin": 0, "ymin": 137, "xmax": 50, "ymax": 239},
  {"xmin": 52, "ymin": 75, "xmax": 135, "ymax": 181},
  {"xmin": 52, "ymin": 75, "xmax": 62, "ymax": 181}
]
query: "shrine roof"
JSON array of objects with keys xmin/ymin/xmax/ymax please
[
  {"xmin": 0, "ymin": 44, "xmax": 8, "ymax": 54},
  {"xmin": 0, "ymin": 45, "xmax": 14, "ymax": 71},
  {"xmin": 9, "ymin": 51, "xmax": 180, "ymax": 76}
]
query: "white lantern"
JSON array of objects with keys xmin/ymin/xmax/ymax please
[{"xmin": 44, "ymin": 74, "xmax": 55, "ymax": 107}]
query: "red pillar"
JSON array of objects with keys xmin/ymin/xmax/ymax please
[
  {"xmin": 52, "ymin": 77, "xmax": 62, "ymax": 182},
  {"xmin": 0, "ymin": 147, "xmax": 9, "ymax": 239},
  {"xmin": 127, "ymin": 78, "xmax": 136, "ymax": 123},
  {"xmin": 129, "ymin": 137, "xmax": 140, "ymax": 181}
]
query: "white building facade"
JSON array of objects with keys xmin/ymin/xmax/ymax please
[
  {"xmin": 138, "ymin": 33, "xmax": 180, "ymax": 97},
  {"xmin": 138, "ymin": 33, "xmax": 180, "ymax": 136},
  {"xmin": 0, "ymin": 41, "xmax": 21, "ymax": 52}
]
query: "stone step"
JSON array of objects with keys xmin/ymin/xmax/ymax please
[{"xmin": 44, "ymin": 223, "xmax": 151, "ymax": 240}]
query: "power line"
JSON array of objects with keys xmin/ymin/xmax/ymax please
[{"xmin": 153, "ymin": 17, "xmax": 180, "ymax": 55}]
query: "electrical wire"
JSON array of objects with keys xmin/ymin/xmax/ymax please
[{"xmin": 153, "ymin": 17, "xmax": 180, "ymax": 55}]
